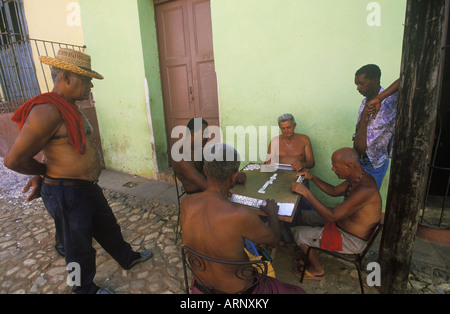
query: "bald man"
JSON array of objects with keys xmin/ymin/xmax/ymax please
[{"xmin": 290, "ymin": 147, "xmax": 381, "ymax": 279}]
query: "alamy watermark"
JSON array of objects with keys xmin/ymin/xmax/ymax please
[
  {"xmin": 66, "ymin": 262, "xmax": 81, "ymax": 287},
  {"xmin": 367, "ymin": 262, "xmax": 381, "ymax": 287},
  {"xmin": 170, "ymin": 118, "xmax": 279, "ymax": 163}
]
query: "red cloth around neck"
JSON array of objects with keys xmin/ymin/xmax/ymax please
[
  {"xmin": 11, "ymin": 92, "xmax": 86, "ymax": 155},
  {"xmin": 320, "ymin": 222, "xmax": 342, "ymax": 252}
]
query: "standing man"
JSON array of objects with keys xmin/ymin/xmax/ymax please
[
  {"xmin": 266, "ymin": 113, "xmax": 315, "ymax": 171},
  {"xmin": 4, "ymin": 48, "xmax": 152, "ymax": 294},
  {"xmin": 353, "ymin": 64, "xmax": 399, "ymax": 189}
]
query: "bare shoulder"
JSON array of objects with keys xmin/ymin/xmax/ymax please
[
  {"xmin": 357, "ymin": 174, "xmax": 381, "ymax": 201},
  {"xmin": 227, "ymin": 202, "xmax": 264, "ymax": 225},
  {"xmin": 270, "ymin": 135, "xmax": 281, "ymax": 144},
  {"xmin": 180, "ymin": 192, "xmax": 198, "ymax": 205},
  {"xmin": 28, "ymin": 103, "xmax": 62, "ymax": 124},
  {"xmin": 19, "ymin": 103, "xmax": 63, "ymax": 138},
  {"xmin": 294, "ymin": 133, "xmax": 311, "ymax": 143}
]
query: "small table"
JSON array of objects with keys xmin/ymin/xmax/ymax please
[{"xmin": 230, "ymin": 164, "xmax": 301, "ymax": 222}]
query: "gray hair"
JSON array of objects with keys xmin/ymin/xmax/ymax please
[
  {"xmin": 50, "ymin": 66, "xmax": 86, "ymax": 83},
  {"xmin": 50, "ymin": 66, "xmax": 64, "ymax": 83},
  {"xmin": 204, "ymin": 143, "xmax": 241, "ymax": 182},
  {"xmin": 278, "ymin": 113, "xmax": 296, "ymax": 125}
]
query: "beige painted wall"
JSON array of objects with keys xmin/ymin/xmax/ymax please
[
  {"xmin": 23, "ymin": 0, "xmax": 86, "ymax": 93},
  {"xmin": 23, "ymin": 0, "xmax": 84, "ymax": 44}
]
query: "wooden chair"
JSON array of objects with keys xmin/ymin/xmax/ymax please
[
  {"xmin": 174, "ymin": 174, "xmax": 186, "ymax": 244},
  {"xmin": 299, "ymin": 223, "xmax": 383, "ymax": 294},
  {"xmin": 181, "ymin": 246, "xmax": 268, "ymax": 294}
]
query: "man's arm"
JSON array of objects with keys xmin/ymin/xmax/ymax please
[
  {"xmin": 290, "ymin": 135, "xmax": 315, "ymax": 171},
  {"xmin": 172, "ymin": 160, "xmax": 208, "ymax": 193},
  {"xmin": 240, "ymin": 200, "xmax": 281, "ymax": 248},
  {"xmin": 300, "ymin": 136, "xmax": 315, "ymax": 169},
  {"xmin": 4, "ymin": 104, "xmax": 62, "ymax": 175},
  {"xmin": 296, "ymin": 172, "xmax": 346, "ymax": 197},
  {"xmin": 264, "ymin": 138, "xmax": 278, "ymax": 165},
  {"xmin": 292, "ymin": 182, "xmax": 369, "ymax": 222},
  {"xmin": 366, "ymin": 79, "xmax": 400, "ymax": 119},
  {"xmin": 353, "ymin": 107, "xmax": 370, "ymax": 156}
]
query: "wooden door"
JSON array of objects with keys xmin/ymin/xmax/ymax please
[{"xmin": 155, "ymin": 0, "xmax": 219, "ymax": 153}]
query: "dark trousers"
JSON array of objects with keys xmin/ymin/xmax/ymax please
[{"xmin": 41, "ymin": 181, "xmax": 139, "ymax": 294}]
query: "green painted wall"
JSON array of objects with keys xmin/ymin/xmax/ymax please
[
  {"xmin": 211, "ymin": 0, "xmax": 406, "ymax": 207},
  {"xmin": 137, "ymin": 0, "xmax": 168, "ymax": 171},
  {"xmin": 79, "ymin": 0, "xmax": 166, "ymax": 178}
]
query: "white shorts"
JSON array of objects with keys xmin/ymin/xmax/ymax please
[{"xmin": 291, "ymin": 211, "xmax": 367, "ymax": 254}]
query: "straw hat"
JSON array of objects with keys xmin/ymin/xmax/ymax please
[{"xmin": 39, "ymin": 48, "xmax": 103, "ymax": 80}]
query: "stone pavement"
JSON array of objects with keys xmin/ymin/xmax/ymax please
[{"xmin": 0, "ymin": 161, "xmax": 449, "ymax": 294}]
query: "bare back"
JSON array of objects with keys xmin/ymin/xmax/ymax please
[
  {"xmin": 181, "ymin": 191, "xmax": 276, "ymax": 293},
  {"xmin": 336, "ymin": 174, "xmax": 381, "ymax": 240}
]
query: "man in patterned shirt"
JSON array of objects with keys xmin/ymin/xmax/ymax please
[{"xmin": 353, "ymin": 64, "xmax": 399, "ymax": 189}]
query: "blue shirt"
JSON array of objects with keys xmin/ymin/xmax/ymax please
[{"xmin": 355, "ymin": 87, "xmax": 398, "ymax": 169}]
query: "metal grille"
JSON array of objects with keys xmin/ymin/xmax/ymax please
[
  {"xmin": 420, "ymin": 8, "xmax": 450, "ymax": 230},
  {"xmin": 0, "ymin": 0, "xmax": 85, "ymax": 113}
]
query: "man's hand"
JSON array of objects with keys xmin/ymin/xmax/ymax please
[
  {"xmin": 259, "ymin": 199, "xmax": 279, "ymax": 217},
  {"xmin": 235, "ymin": 171, "xmax": 247, "ymax": 184},
  {"xmin": 297, "ymin": 171, "xmax": 313, "ymax": 181},
  {"xmin": 23, "ymin": 175, "xmax": 43, "ymax": 202},
  {"xmin": 292, "ymin": 182, "xmax": 308, "ymax": 196},
  {"xmin": 365, "ymin": 97, "xmax": 382, "ymax": 120},
  {"xmin": 291, "ymin": 160, "xmax": 303, "ymax": 171}
]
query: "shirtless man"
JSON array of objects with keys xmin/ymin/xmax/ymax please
[
  {"xmin": 171, "ymin": 118, "xmax": 210, "ymax": 194},
  {"xmin": 290, "ymin": 147, "xmax": 381, "ymax": 279},
  {"xmin": 266, "ymin": 113, "xmax": 315, "ymax": 171},
  {"xmin": 4, "ymin": 49, "xmax": 152, "ymax": 294},
  {"xmin": 181, "ymin": 143, "xmax": 305, "ymax": 294},
  {"xmin": 172, "ymin": 118, "xmax": 245, "ymax": 194}
]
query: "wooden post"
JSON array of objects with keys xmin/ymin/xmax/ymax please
[{"xmin": 378, "ymin": 0, "xmax": 448, "ymax": 294}]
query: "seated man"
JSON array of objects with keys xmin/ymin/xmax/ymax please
[
  {"xmin": 290, "ymin": 147, "xmax": 381, "ymax": 279},
  {"xmin": 171, "ymin": 118, "xmax": 210, "ymax": 194},
  {"xmin": 266, "ymin": 114, "xmax": 315, "ymax": 240},
  {"xmin": 172, "ymin": 118, "xmax": 245, "ymax": 194},
  {"xmin": 266, "ymin": 113, "xmax": 315, "ymax": 171},
  {"xmin": 181, "ymin": 143, "xmax": 306, "ymax": 294}
]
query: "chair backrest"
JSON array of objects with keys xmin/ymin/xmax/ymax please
[
  {"xmin": 358, "ymin": 223, "xmax": 383, "ymax": 260},
  {"xmin": 181, "ymin": 246, "xmax": 268, "ymax": 294}
]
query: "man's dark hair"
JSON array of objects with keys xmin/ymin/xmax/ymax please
[
  {"xmin": 204, "ymin": 143, "xmax": 240, "ymax": 182},
  {"xmin": 355, "ymin": 64, "xmax": 381, "ymax": 80},
  {"xmin": 187, "ymin": 117, "xmax": 208, "ymax": 132}
]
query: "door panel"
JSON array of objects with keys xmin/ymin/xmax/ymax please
[
  {"xmin": 166, "ymin": 64, "xmax": 191, "ymax": 113},
  {"xmin": 155, "ymin": 0, "xmax": 219, "ymax": 156},
  {"xmin": 191, "ymin": 0, "xmax": 214, "ymax": 54},
  {"xmin": 196, "ymin": 60, "xmax": 218, "ymax": 114}
]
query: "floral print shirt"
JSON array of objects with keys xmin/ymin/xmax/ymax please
[{"xmin": 354, "ymin": 87, "xmax": 399, "ymax": 169}]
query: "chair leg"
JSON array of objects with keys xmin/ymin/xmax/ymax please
[
  {"xmin": 181, "ymin": 253, "xmax": 190, "ymax": 294},
  {"xmin": 355, "ymin": 264, "xmax": 365, "ymax": 294},
  {"xmin": 175, "ymin": 206, "xmax": 181, "ymax": 244}
]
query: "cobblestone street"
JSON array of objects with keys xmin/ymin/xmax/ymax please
[
  {"xmin": 1, "ymin": 158, "xmax": 449, "ymax": 294},
  {"xmin": 0, "ymin": 181, "xmax": 184, "ymax": 294}
]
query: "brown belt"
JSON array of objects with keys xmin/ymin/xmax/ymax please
[{"xmin": 43, "ymin": 176, "xmax": 97, "ymax": 186}]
